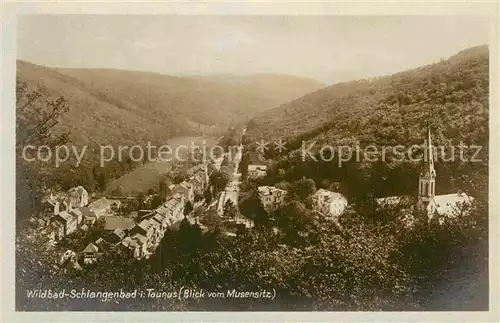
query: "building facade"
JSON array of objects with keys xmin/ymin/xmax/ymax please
[
  {"xmin": 312, "ymin": 189, "xmax": 348, "ymax": 217},
  {"xmin": 258, "ymin": 186, "xmax": 287, "ymax": 212}
]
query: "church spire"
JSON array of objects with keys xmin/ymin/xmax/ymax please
[
  {"xmin": 424, "ymin": 123, "xmax": 435, "ymax": 176},
  {"xmin": 418, "ymin": 124, "xmax": 436, "ymax": 200}
]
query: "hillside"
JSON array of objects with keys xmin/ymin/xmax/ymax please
[
  {"xmin": 17, "ymin": 60, "xmax": 325, "ymax": 148},
  {"xmin": 246, "ymin": 45, "xmax": 489, "ymax": 199},
  {"xmin": 248, "ymin": 45, "xmax": 489, "ymax": 150}
]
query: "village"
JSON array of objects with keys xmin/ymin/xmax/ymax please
[{"xmin": 26, "ymin": 125, "xmax": 475, "ymax": 274}]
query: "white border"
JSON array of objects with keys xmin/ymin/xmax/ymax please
[{"xmin": 2, "ymin": 1, "xmax": 499, "ymax": 322}]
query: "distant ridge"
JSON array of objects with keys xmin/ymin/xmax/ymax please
[{"xmin": 17, "ymin": 60, "xmax": 325, "ymax": 148}]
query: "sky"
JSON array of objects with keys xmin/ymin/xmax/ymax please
[{"xmin": 17, "ymin": 15, "xmax": 489, "ymax": 84}]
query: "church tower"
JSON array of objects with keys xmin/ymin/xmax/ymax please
[{"xmin": 417, "ymin": 125, "xmax": 436, "ymax": 214}]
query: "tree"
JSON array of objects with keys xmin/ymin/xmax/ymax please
[
  {"xmin": 111, "ymin": 185, "xmax": 125, "ymax": 196},
  {"xmin": 16, "ymin": 79, "xmax": 71, "ymax": 227},
  {"xmin": 137, "ymin": 192, "xmax": 146, "ymax": 209},
  {"xmin": 223, "ymin": 200, "xmax": 237, "ymax": 219},
  {"xmin": 203, "ymin": 189, "xmax": 213, "ymax": 205},
  {"xmin": 151, "ymin": 195, "xmax": 164, "ymax": 209},
  {"xmin": 184, "ymin": 201, "xmax": 194, "ymax": 216},
  {"xmin": 291, "ymin": 178, "xmax": 316, "ymax": 202},
  {"xmin": 209, "ymin": 171, "xmax": 230, "ymax": 193}
]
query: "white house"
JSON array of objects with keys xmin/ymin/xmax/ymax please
[
  {"xmin": 312, "ymin": 189, "xmax": 348, "ymax": 217},
  {"xmin": 88, "ymin": 197, "xmax": 113, "ymax": 219},
  {"xmin": 258, "ymin": 186, "xmax": 287, "ymax": 212},
  {"xmin": 67, "ymin": 186, "xmax": 89, "ymax": 208},
  {"xmin": 248, "ymin": 165, "xmax": 267, "ymax": 179}
]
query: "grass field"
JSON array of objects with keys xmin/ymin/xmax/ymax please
[{"xmin": 104, "ymin": 136, "xmax": 218, "ymax": 195}]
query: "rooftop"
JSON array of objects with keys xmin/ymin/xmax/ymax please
[
  {"xmin": 82, "ymin": 243, "xmax": 98, "ymax": 253},
  {"xmin": 258, "ymin": 186, "xmax": 287, "ymax": 196},
  {"xmin": 104, "ymin": 216, "xmax": 135, "ymax": 231},
  {"xmin": 88, "ymin": 197, "xmax": 112, "ymax": 212},
  {"xmin": 312, "ymin": 189, "xmax": 347, "ymax": 203},
  {"xmin": 434, "ymin": 193, "xmax": 474, "ymax": 217}
]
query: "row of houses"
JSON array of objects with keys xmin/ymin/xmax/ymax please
[
  {"xmin": 80, "ymin": 163, "xmax": 210, "ymax": 262},
  {"xmin": 41, "ymin": 186, "xmax": 121, "ymax": 242}
]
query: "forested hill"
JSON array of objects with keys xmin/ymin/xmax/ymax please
[
  {"xmin": 17, "ymin": 60, "xmax": 324, "ymax": 147},
  {"xmin": 247, "ymin": 45, "xmax": 489, "ymax": 151},
  {"xmin": 245, "ymin": 45, "xmax": 488, "ymax": 200}
]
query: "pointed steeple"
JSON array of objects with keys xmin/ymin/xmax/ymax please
[
  {"xmin": 422, "ymin": 123, "xmax": 436, "ymax": 177},
  {"xmin": 418, "ymin": 123, "xmax": 436, "ymax": 202}
]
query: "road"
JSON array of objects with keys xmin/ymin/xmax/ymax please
[{"xmin": 218, "ymin": 142, "xmax": 244, "ymax": 213}]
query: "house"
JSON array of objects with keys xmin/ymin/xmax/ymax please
[
  {"xmin": 312, "ymin": 189, "xmax": 348, "ymax": 217},
  {"xmin": 132, "ymin": 218, "xmax": 161, "ymax": 243},
  {"xmin": 187, "ymin": 163, "xmax": 209, "ymax": 188},
  {"xmin": 258, "ymin": 186, "xmax": 287, "ymax": 212},
  {"xmin": 43, "ymin": 186, "xmax": 89, "ymax": 218},
  {"xmin": 46, "ymin": 222, "xmax": 64, "ymax": 242},
  {"xmin": 58, "ymin": 250, "xmax": 82, "ymax": 273},
  {"xmin": 69, "ymin": 208, "xmax": 83, "ymax": 225},
  {"xmin": 88, "ymin": 197, "xmax": 113, "ymax": 218},
  {"xmin": 376, "ymin": 126, "xmax": 474, "ymax": 223},
  {"xmin": 111, "ymin": 228, "xmax": 127, "ymax": 242},
  {"xmin": 121, "ymin": 234, "xmax": 149, "ymax": 259},
  {"xmin": 128, "ymin": 211, "xmax": 139, "ymax": 219},
  {"xmin": 103, "ymin": 216, "xmax": 135, "ymax": 242},
  {"xmin": 41, "ymin": 197, "xmax": 60, "ymax": 218},
  {"xmin": 80, "ymin": 207, "xmax": 98, "ymax": 226},
  {"xmin": 163, "ymin": 193, "xmax": 185, "ymax": 223},
  {"xmin": 67, "ymin": 186, "xmax": 89, "ymax": 208},
  {"xmin": 248, "ymin": 165, "xmax": 267, "ymax": 179},
  {"xmin": 82, "ymin": 243, "xmax": 99, "ymax": 265},
  {"xmin": 188, "ymin": 175, "xmax": 205, "ymax": 196},
  {"xmin": 108, "ymin": 199, "xmax": 122, "ymax": 211},
  {"xmin": 168, "ymin": 182, "xmax": 194, "ymax": 203},
  {"xmin": 51, "ymin": 211, "xmax": 78, "ymax": 237}
]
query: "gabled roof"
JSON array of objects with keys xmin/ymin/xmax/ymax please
[
  {"xmin": 55, "ymin": 211, "xmax": 74, "ymax": 223},
  {"xmin": 67, "ymin": 186, "xmax": 88, "ymax": 203},
  {"xmin": 88, "ymin": 197, "xmax": 112, "ymax": 212},
  {"xmin": 70, "ymin": 208, "xmax": 83, "ymax": 217},
  {"xmin": 113, "ymin": 228, "xmax": 127, "ymax": 239},
  {"xmin": 82, "ymin": 243, "xmax": 98, "ymax": 253},
  {"xmin": 312, "ymin": 189, "xmax": 347, "ymax": 203}
]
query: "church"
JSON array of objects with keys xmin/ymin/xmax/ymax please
[{"xmin": 376, "ymin": 126, "xmax": 474, "ymax": 222}]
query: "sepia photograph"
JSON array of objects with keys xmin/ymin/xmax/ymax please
[{"xmin": 2, "ymin": 2, "xmax": 499, "ymax": 320}]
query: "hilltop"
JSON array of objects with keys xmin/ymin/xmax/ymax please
[{"xmin": 17, "ymin": 60, "xmax": 325, "ymax": 148}]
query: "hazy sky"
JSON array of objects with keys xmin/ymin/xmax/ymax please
[{"xmin": 17, "ymin": 15, "xmax": 489, "ymax": 84}]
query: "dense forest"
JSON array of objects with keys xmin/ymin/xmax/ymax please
[{"xmin": 247, "ymin": 45, "xmax": 489, "ymax": 200}]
